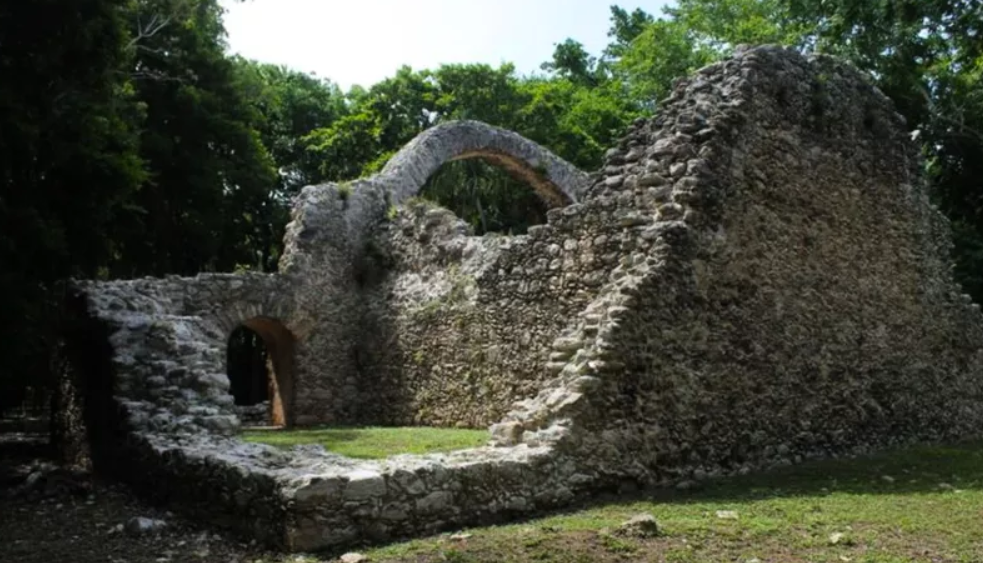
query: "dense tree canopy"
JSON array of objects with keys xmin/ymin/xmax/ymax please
[{"xmin": 1, "ymin": 0, "xmax": 981, "ymax": 416}]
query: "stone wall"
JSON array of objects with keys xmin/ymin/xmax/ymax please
[
  {"xmin": 593, "ymin": 47, "xmax": 983, "ymax": 481},
  {"xmin": 496, "ymin": 46, "xmax": 983, "ymax": 484},
  {"xmin": 56, "ymin": 46, "xmax": 983, "ymax": 553},
  {"xmin": 53, "ymin": 119, "xmax": 600, "ymax": 550},
  {"xmin": 277, "ymin": 121, "xmax": 593, "ymax": 425},
  {"xmin": 59, "ymin": 272, "xmax": 292, "ymax": 438},
  {"xmin": 355, "ymin": 187, "xmax": 650, "ymax": 426}
]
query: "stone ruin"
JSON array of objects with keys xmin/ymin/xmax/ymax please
[{"xmin": 54, "ymin": 46, "xmax": 983, "ymax": 552}]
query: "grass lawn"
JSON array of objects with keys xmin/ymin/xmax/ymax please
[
  {"xmin": 260, "ymin": 440, "xmax": 983, "ymax": 562},
  {"xmin": 240, "ymin": 425, "xmax": 490, "ymax": 459}
]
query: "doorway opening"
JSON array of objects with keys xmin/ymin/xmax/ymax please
[{"xmin": 226, "ymin": 317, "xmax": 295, "ymax": 427}]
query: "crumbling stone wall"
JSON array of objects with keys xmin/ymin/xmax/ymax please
[
  {"xmin": 60, "ymin": 273, "xmax": 293, "ymax": 438},
  {"xmin": 595, "ymin": 48, "xmax": 983, "ymax": 481},
  {"xmin": 57, "ymin": 46, "xmax": 983, "ymax": 553},
  {"xmin": 495, "ymin": 47, "xmax": 983, "ymax": 484},
  {"xmin": 277, "ymin": 121, "xmax": 593, "ymax": 425},
  {"xmin": 357, "ymin": 152, "xmax": 678, "ymax": 426}
]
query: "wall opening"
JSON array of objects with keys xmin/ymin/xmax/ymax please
[
  {"xmin": 226, "ymin": 317, "xmax": 296, "ymax": 427},
  {"xmin": 417, "ymin": 158, "xmax": 560, "ymax": 235}
]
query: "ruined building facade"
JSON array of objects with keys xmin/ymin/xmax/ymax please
[{"xmin": 56, "ymin": 47, "xmax": 983, "ymax": 551}]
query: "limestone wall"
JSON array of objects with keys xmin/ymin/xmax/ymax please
[
  {"xmin": 276, "ymin": 121, "xmax": 594, "ymax": 425},
  {"xmin": 354, "ymin": 192, "xmax": 634, "ymax": 426},
  {"xmin": 59, "ymin": 273, "xmax": 290, "ymax": 437},
  {"xmin": 599, "ymin": 47, "xmax": 983, "ymax": 480},
  {"xmin": 499, "ymin": 47, "xmax": 983, "ymax": 486}
]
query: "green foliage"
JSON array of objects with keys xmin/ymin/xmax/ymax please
[
  {"xmin": 615, "ymin": 19, "xmax": 719, "ymax": 106},
  {"xmin": 233, "ymin": 58, "xmax": 346, "ymax": 192},
  {"xmin": 605, "ymin": 6, "xmax": 656, "ymax": 60},
  {"xmin": 114, "ymin": 0, "xmax": 279, "ymax": 277},
  {"xmin": 541, "ymin": 39, "xmax": 601, "ymax": 86},
  {"xmin": 230, "ymin": 59, "xmax": 347, "ymax": 269},
  {"xmin": 667, "ymin": 0, "xmax": 809, "ymax": 51},
  {"xmin": 422, "ymin": 161, "xmax": 547, "ymax": 235},
  {"xmin": 303, "ymin": 110, "xmax": 384, "ymax": 181}
]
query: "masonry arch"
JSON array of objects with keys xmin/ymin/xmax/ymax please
[
  {"xmin": 379, "ymin": 120, "xmax": 591, "ymax": 209},
  {"xmin": 226, "ymin": 316, "xmax": 296, "ymax": 427}
]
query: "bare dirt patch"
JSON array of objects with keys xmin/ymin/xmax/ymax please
[{"xmin": 0, "ymin": 432, "xmax": 269, "ymax": 563}]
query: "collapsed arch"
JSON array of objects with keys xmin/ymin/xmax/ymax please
[{"xmin": 379, "ymin": 120, "xmax": 591, "ymax": 208}]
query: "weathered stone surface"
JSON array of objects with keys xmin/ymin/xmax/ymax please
[
  {"xmin": 55, "ymin": 46, "xmax": 983, "ymax": 553},
  {"xmin": 615, "ymin": 514, "xmax": 660, "ymax": 538}
]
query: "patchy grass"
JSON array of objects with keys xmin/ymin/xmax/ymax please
[
  {"xmin": 258, "ymin": 440, "xmax": 983, "ymax": 562},
  {"xmin": 240, "ymin": 426, "xmax": 489, "ymax": 459}
]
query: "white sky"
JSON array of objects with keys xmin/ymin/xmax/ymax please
[{"xmin": 220, "ymin": 0, "xmax": 671, "ymax": 91}]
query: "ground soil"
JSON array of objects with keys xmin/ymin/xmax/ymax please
[{"xmin": 0, "ymin": 432, "xmax": 273, "ymax": 563}]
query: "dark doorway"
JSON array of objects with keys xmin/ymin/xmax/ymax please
[
  {"xmin": 227, "ymin": 325, "xmax": 268, "ymax": 406},
  {"xmin": 226, "ymin": 317, "xmax": 295, "ymax": 427}
]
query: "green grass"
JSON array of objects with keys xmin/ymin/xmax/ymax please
[
  {"xmin": 255, "ymin": 440, "xmax": 983, "ymax": 562},
  {"xmin": 240, "ymin": 426, "xmax": 490, "ymax": 459}
]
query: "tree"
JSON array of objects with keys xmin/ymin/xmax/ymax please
[
  {"xmin": 667, "ymin": 0, "xmax": 807, "ymax": 52},
  {"xmin": 112, "ymin": 0, "xmax": 278, "ymax": 276},
  {"xmin": 233, "ymin": 59, "xmax": 348, "ymax": 268},
  {"xmin": 604, "ymin": 6, "xmax": 656, "ymax": 60},
  {"xmin": 0, "ymin": 0, "xmax": 145, "ymax": 414},
  {"xmin": 303, "ymin": 110, "xmax": 384, "ymax": 182},
  {"xmin": 542, "ymin": 39, "xmax": 601, "ymax": 86},
  {"xmin": 614, "ymin": 19, "xmax": 719, "ymax": 107},
  {"xmin": 234, "ymin": 59, "xmax": 347, "ymax": 194}
]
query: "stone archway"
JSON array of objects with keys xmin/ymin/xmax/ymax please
[
  {"xmin": 229, "ymin": 317, "xmax": 296, "ymax": 427},
  {"xmin": 379, "ymin": 120, "xmax": 592, "ymax": 208}
]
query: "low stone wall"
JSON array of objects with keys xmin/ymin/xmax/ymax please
[{"xmin": 119, "ymin": 432, "xmax": 604, "ymax": 552}]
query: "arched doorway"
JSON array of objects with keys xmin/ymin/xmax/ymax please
[{"xmin": 226, "ymin": 317, "xmax": 295, "ymax": 427}]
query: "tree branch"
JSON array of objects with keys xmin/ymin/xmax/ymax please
[{"xmin": 126, "ymin": 13, "xmax": 173, "ymax": 51}]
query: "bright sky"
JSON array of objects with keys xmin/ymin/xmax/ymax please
[{"xmin": 220, "ymin": 0, "xmax": 671, "ymax": 91}]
